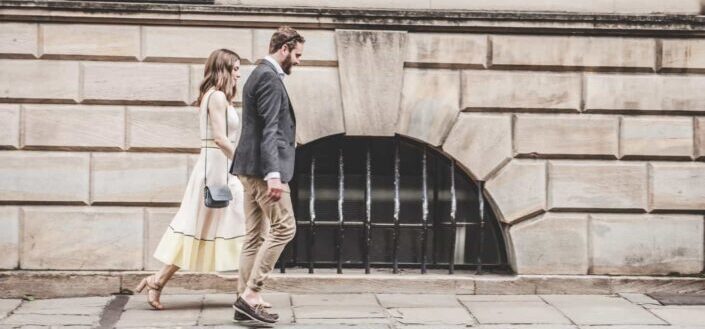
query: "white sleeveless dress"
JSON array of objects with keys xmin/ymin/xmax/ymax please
[{"xmin": 153, "ymin": 89, "xmax": 246, "ymax": 272}]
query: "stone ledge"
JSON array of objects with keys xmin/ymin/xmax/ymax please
[{"xmin": 1, "ymin": 271, "xmax": 703, "ymax": 299}]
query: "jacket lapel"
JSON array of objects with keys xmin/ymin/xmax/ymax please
[{"xmin": 259, "ymin": 60, "xmax": 296, "ymax": 124}]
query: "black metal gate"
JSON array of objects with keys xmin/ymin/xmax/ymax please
[{"xmin": 276, "ymin": 135, "xmax": 509, "ymax": 274}]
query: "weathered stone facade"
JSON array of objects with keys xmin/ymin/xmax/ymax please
[{"xmin": 1, "ymin": 0, "xmax": 704, "ymax": 277}]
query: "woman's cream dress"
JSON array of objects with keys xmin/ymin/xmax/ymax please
[{"xmin": 153, "ymin": 89, "xmax": 245, "ymax": 272}]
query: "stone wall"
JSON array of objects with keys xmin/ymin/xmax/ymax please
[{"xmin": 1, "ymin": 1, "xmax": 704, "ymax": 276}]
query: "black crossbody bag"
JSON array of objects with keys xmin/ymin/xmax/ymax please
[{"xmin": 203, "ymin": 92, "xmax": 233, "ymax": 208}]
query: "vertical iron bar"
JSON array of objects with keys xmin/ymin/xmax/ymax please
[
  {"xmin": 449, "ymin": 161, "xmax": 457, "ymax": 274},
  {"xmin": 308, "ymin": 156, "xmax": 316, "ymax": 274},
  {"xmin": 392, "ymin": 139, "xmax": 400, "ymax": 274},
  {"xmin": 364, "ymin": 145, "xmax": 372, "ymax": 274},
  {"xmin": 432, "ymin": 156, "xmax": 440, "ymax": 266},
  {"xmin": 421, "ymin": 149, "xmax": 429, "ymax": 274},
  {"xmin": 476, "ymin": 180, "xmax": 486, "ymax": 275},
  {"xmin": 336, "ymin": 148, "xmax": 344, "ymax": 274}
]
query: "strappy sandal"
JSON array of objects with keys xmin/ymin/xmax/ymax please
[{"xmin": 135, "ymin": 274, "xmax": 164, "ymax": 310}]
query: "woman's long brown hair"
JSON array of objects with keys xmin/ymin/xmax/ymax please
[{"xmin": 197, "ymin": 48, "xmax": 240, "ymax": 106}]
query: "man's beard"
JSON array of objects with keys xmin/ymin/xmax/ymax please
[{"xmin": 282, "ymin": 55, "xmax": 293, "ymax": 75}]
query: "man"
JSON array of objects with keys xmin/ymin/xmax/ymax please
[{"xmin": 230, "ymin": 26, "xmax": 304, "ymax": 324}]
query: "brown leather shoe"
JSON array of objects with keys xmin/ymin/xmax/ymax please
[
  {"xmin": 233, "ymin": 301, "xmax": 279, "ymax": 321},
  {"xmin": 233, "ymin": 297, "xmax": 277, "ymax": 324}
]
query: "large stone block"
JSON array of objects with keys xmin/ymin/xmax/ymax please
[
  {"xmin": 0, "ymin": 23, "xmax": 38, "ymax": 57},
  {"xmin": 620, "ymin": 116, "xmax": 694, "ymax": 159},
  {"xmin": 127, "ymin": 106, "xmax": 199, "ymax": 150},
  {"xmin": 23, "ymin": 104, "xmax": 125, "ymax": 150},
  {"xmin": 548, "ymin": 161, "xmax": 648, "ymax": 211},
  {"xmin": 284, "ymin": 66, "xmax": 345, "ymax": 144},
  {"xmin": 41, "ymin": 24, "xmax": 140, "ymax": 60},
  {"xmin": 145, "ymin": 208, "xmax": 177, "ymax": 270},
  {"xmin": 337, "ymin": 30, "xmax": 406, "ymax": 136},
  {"xmin": 0, "ymin": 60, "xmax": 79, "ymax": 102},
  {"xmin": 508, "ymin": 213, "xmax": 589, "ymax": 274},
  {"xmin": 591, "ymin": 214, "xmax": 704, "ymax": 275},
  {"xmin": 432, "ymin": 0, "xmax": 700, "ymax": 13},
  {"xmin": 662, "ymin": 39, "xmax": 705, "ymax": 71},
  {"xmin": 253, "ymin": 29, "xmax": 337, "ymax": 63},
  {"xmin": 189, "ymin": 64, "xmax": 254, "ymax": 105},
  {"xmin": 697, "ymin": 118, "xmax": 705, "ymax": 159},
  {"xmin": 21, "ymin": 207, "xmax": 143, "ymax": 270},
  {"xmin": 442, "ymin": 113, "xmax": 512, "ymax": 180},
  {"xmin": 650, "ymin": 162, "xmax": 705, "ymax": 211},
  {"xmin": 0, "ymin": 207, "xmax": 19, "ymax": 269},
  {"xmin": 485, "ymin": 160, "xmax": 546, "ymax": 224},
  {"xmin": 514, "ymin": 114, "xmax": 619, "ymax": 157},
  {"xmin": 82, "ymin": 62, "xmax": 190, "ymax": 105},
  {"xmin": 91, "ymin": 153, "xmax": 188, "ymax": 204},
  {"xmin": 405, "ymin": 33, "xmax": 486, "ymax": 67},
  {"xmin": 0, "ymin": 151, "xmax": 89, "ymax": 203},
  {"xmin": 0, "ymin": 104, "xmax": 20, "ymax": 149},
  {"xmin": 142, "ymin": 26, "xmax": 253, "ymax": 63},
  {"xmin": 585, "ymin": 74, "xmax": 705, "ymax": 112},
  {"xmin": 461, "ymin": 70, "xmax": 581, "ymax": 111},
  {"xmin": 492, "ymin": 35, "xmax": 655, "ymax": 70},
  {"xmin": 397, "ymin": 68, "xmax": 460, "ymax": 146}
]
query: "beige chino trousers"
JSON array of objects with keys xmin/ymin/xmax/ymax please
[{"xmin": 237, "ymin": 175, "xmax": 296, "ymax": 293}]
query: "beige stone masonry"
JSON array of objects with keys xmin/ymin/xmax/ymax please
[
  {"xmin": 548, "ymin": 161, "xmax": 648, "ymax": 211},
  {"xmin": 442, "ymin": 113, "xmax": 512, "ymax": 181},
  {"xmin": 0, "ymin": 207, "xmax": 19, "ymax": 269},
  {"xmin": 590, "ymin": 214, "xmax": 704, "ymax": 275},
  {"xmin": 697, "ymin": 117, "xmax": 705, "ymax": 159},
  {"xmin": 337, "ymin": 30, "xmax": 406, "ymax": 136},
  {"xmin": 253, "ymin": 29, "xmax": 337, "ymax": 64},
  {"xmin": 142, "ymin": 26, "xmax": 253, "ymax": 63},
  {"xmin": 585, "ymin": 74, "xmax": 705, "ymax": 113},
  {"xmin": 619, "ymin": 116, "xmax": 694, "ymax": 159},
  {"xmin": 0, "ymin": 104, "xmax": 20, "ymax": 149},
  {"xmin": 0, "ymin": 60, "xmax": 80, "ymax": 102},
  {"xmin": 91, "ymin": 153, "xmax": 188, "ymax": 204},
  {"xmin": 514, "ymin": 114, "xmax": 619, "ymax": 158},
  {"xmin": 21, "ymin": 206, "xmax": 143, "ymax": 270},
  {"xmin": 509, "ymin": 212, "xmax": 589, "ymax": 275},
  {"xmin": 397, "ymin": 68, "xmax": 460, "ymax": 146},
  {"xmin": 0, "ymin": 151, "xmax": 89, "ymax": 204},
  {"xmin": 23, "ymin": 104, "xmax": 125, "ymax": 150},
  {"xmin": 491, "ymin": 35, "xmax": 655, "ymax": 70},
  {"xmin": 284, "ymin": 66, "xmax": 345, "ymax": 144},
  {"xmin": 485, "ymin": 159, "xmax": 546, "ymax": 224},
  {"xmin": 650, "ymin": 162, "xmax": 705, "ymax": 211},
  {"xmin": 405, "ymin": 33, "xmax": 486, "ymax": 67},
  {"xmin": 662, "ymin": 39, "xmax": 705, "ymax": 72},
  {"xmin": 145, "ymin": 208, "xmax": 177, "ymax": 270},
  {"xmin": 0, "ymin": 23, "xmax": 38, "ymax": 58},
  {"xmin": 461, "ymin": 70, "xmax": 581, "ymax": 111},
  {"xmin": 127, "ymin": 106, "xmax": 199, "ymax": 150},
  {"xmin": 82, "ymin": 62, "xmax": 190, "ymax": 105},
  {"xmin": 41, "ymin": 24, "xmax": 140, "ymax": 60}
]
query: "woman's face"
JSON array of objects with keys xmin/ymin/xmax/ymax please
[{"xmin": 231, "ymin": 60, "xmax": 241, "ymax": 83}]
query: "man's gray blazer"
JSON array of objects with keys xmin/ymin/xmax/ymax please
[{"xmin": 231, "ymin": 60, "xmax": 297, "ymax": 183}]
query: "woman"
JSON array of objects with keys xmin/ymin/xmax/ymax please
[{"xmin": 135, "ymin": 49, "xmax": 246, "ymax": 310}]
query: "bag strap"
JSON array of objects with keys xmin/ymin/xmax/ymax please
[{"xmin": 204, "ymin": 90, "xmax": 229, "ymax": 187}]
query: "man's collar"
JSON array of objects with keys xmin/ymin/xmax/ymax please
[{"xmin": 264, "ymin": 55, "xmax": 285, "ymax": 80}]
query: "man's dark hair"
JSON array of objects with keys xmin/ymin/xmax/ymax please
[{"xmin": 269, "ymin": 26, "xmax": 305, "ymax": 54}]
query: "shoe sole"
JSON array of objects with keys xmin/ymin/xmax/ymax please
[{"xmin": 232, "ymin": 304, "xmax": 277, "ymax": 324}]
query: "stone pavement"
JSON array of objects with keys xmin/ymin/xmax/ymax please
[{"xmin": 2, "ymin": 293, "xmax": 705, "ymax": 328}]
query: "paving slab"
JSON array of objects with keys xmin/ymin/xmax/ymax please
[
  {"xmin": 123, "ymin": 293, "xmax": 203, "ymax": 311},
  {"xmin": 459, "ymin": 295, "xmax": 543, "ymax": 302},
  {"xmin": 477, "ymin": 326, "xmax": 577, "ymax": 329},
  {"xmin": 295, "ymin": 317, "xmax": 392, "ymax": 325},
  {"xmin": 378, "ymin": 294, "xmax": 460, "ymax": 308},
  {"xmin": 0, "ymin": 313, "xmax": 97, "ymax": 326},
  {"xmin": 294, "ymin": 305, "xmax": 386, "ymax": 319},
  {"xmin": 389, "ymin": 307, "xmax": 474, "ymax": 325},
  {"xmin": 278, "ymin": 325, "xmax": 392, "ymax": 329},
  {"xmin": 542, "ymin": 295, "xmax": 666, "ymax": 325},
  {"xmin": 463, "ymin": 301, "xmax": 571, "ymax": 325},
  {"xmin": 292, "ymin": 293, "xmax": 378, "ymax": 306},
  {"xmin": 116, "ymin": 294, "xmax": 203, "ymax": 327},
  {"xmin": 0, "ymin": 300, "xmax": 21, "ymax": 320},
  {"xmin": 649, "ymin": 293, "xmax": 705, "ymax": 305},
  {"xmin": 648, "ymin": 305, "xmax": 705, "ymax": 326},
  {"xmin": 618, "ymin": 293, "xmax": 661, "ymax": 306},
  {"xmin": 13, "ymin": 296, "xmax": 111, "ymax": 315}
]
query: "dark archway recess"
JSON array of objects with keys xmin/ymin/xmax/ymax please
[{"xmin": 275, "ymin": 135, "xmax": 510, "ymax": 274}]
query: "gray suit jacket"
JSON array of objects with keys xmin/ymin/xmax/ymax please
[{"xmin": 231, "ymin": 60, "xmax": 297, "ymax": 183}]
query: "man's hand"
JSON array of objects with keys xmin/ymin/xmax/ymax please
[{"xmin": 267, "ymin": 178, "xmax": 284, "ymax": 202}]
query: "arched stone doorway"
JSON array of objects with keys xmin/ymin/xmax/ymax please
[{"xmin": 276, "ymin": 135, "xmax": 511, "ymax": 274}]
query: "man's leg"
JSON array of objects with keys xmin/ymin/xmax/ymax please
[
  {"xmin": 237, "ymin": 176, "xmax": 269, "ymax": 295},
  {"xmin": 244, "ymin": 180, "xmax": 296, "ymax": 295}
]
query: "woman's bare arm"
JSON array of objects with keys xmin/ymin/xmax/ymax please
[{"xmin": 207, "ymin": 91, "xmax": 235, "ymax": 160}]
